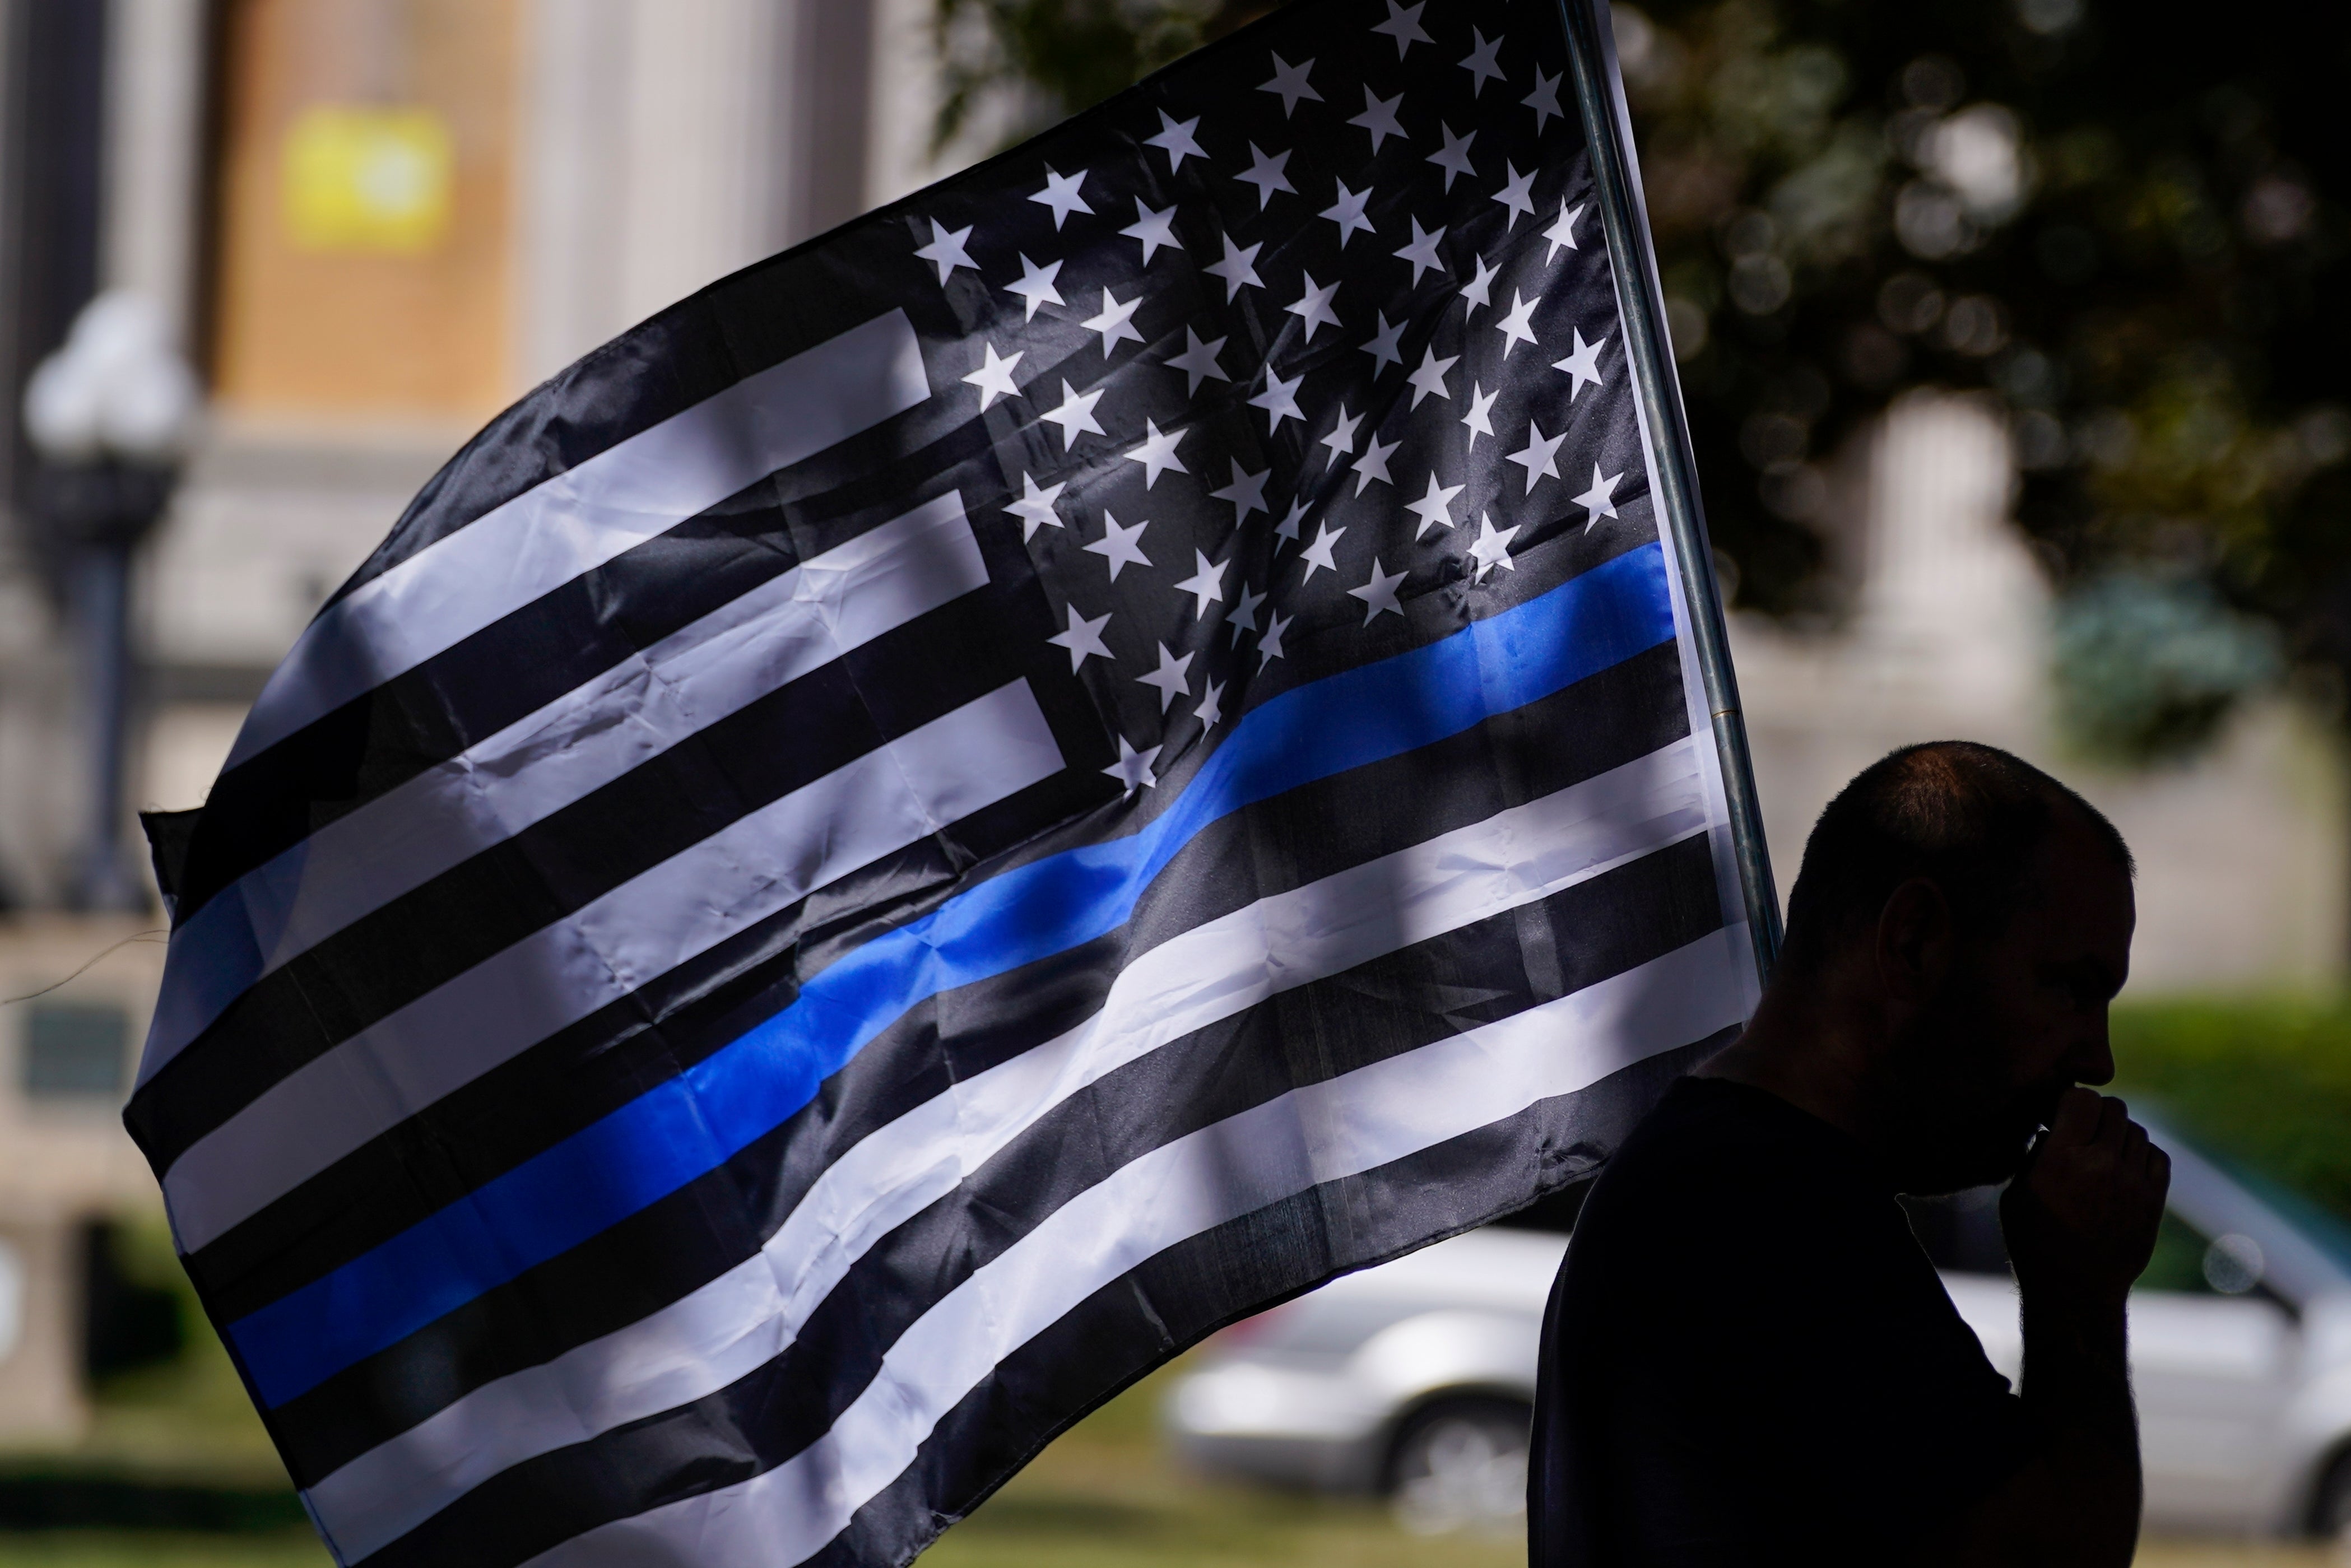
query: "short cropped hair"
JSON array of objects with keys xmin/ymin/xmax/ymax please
[{"xmin": 1777, "ymin": 741, "xmax": 2133, "ymax": 974}]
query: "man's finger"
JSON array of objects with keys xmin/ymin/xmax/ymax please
[
  {"xmin": 2049, "ymin": 1086, "xmax": 2102, "ymax": 1146},
  {"xmin": 2093, "ymin": 1094, "xmax": 2129, "ymax": 1146}
]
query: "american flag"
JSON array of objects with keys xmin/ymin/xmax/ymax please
[{"xmin": 128, "ymin": 1, "xmax": 1762, "ymax": 1562}]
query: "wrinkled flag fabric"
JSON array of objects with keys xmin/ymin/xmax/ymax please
[{"xmin": 127, "ymin": 1, "xmax": 1760, "ymax": 1562}]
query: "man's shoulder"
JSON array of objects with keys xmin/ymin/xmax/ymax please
[
  {"xmin": 1565, "ymin": 1076, "xmax": 1893, "ymax": 1273},
  {"xmin": 1603, "ymin": 1076, "xmax": 1869, "ymax": 1194}
]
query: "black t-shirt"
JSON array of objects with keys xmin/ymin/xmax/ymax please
[{"xmin": 1528, "ymin": 1077, "xmax": 2034, "ymax": 1567}]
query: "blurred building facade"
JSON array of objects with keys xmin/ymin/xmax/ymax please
[
  {"xmin": 0, "ymin": 0, "xmax": 2340, "ymax": 1445},
  {"xmin": 1735, "ymin": 391, "xmax": 2348, "ymax": 992}
]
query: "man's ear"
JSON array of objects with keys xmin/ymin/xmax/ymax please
[{"xmin": 1875, "ymin": 878, "xmax": 1954, "ymax": 1007}]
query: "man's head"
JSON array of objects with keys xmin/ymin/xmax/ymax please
[{"xmin": 1776, "ymin": 742, "xmax": 2136, "ymax": 1193}]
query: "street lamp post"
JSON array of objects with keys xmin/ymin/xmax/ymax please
[{"xmin": 21, "ymin": 292, "xmax": 199, "ymax": 913}]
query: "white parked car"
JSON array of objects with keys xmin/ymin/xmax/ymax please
[{"xmin": 1164, "ymin": 1115, "xmax": 2351, "ymax": 1539}]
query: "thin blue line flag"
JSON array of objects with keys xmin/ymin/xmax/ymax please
[{"xmin": 128, "ymin": 1, "xmax": 1762, "ymax": 1562}]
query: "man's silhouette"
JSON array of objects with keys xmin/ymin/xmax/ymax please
[{"xmin": 1530, "ymin": 741, "xmax": 2168, "ymax": 1566}]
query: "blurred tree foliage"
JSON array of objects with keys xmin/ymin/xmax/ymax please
[
  {"xmin": 935, "ymin": 0, "xmax": 2351, "ymax": 761},
  {"xmin": 931, "ymin": 2, "xmax": 1271, "ymax": 151}
]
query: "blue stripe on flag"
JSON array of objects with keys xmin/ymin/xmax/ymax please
[{"xmin": 227, "ymin": 542, "xmax": 1676, "ymax": 1407}]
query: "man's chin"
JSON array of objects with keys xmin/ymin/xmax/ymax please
[{"xmin": 1899, "ymin": 1132, "xmax": 2036, "ymax": 1195}]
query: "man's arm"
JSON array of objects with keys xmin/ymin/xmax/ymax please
[{"xmin": 1915, "ymin": 1090, "xmax": 2169, "ymax": 1568}]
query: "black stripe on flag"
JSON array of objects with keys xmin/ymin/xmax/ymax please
[
  {"xmin": 341, "ymin": 830, "xmax": 1722, "ymax": 1568},
  {"xmin": 171, "ymin": 337, "xmax": 1024, "ymax": 924},
  {"xmin": 132, "ymin": 576, "xmax": 1074, "ymax": 1170},
  {"xmin": 807, "ymin": 1037, "xmax": 1733, "ymax": 1568},
  {"xmin": 249, "ymin": 640, "xmax": 1692, "ymax": 1483}
]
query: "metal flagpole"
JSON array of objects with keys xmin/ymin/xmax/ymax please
[{"xmin": 1553, "ymin": 0, "xmax": 1785, "ymax": 984}]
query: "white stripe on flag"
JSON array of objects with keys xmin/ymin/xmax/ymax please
[
  {"xmin": 163, "ymin": 680, "xmax": 1063, "ymax": 1253},
  {"xmin": 302, "ymin": 740, "xmax": 1708, "ymax": 1562},
  {"xmin": 140, "ymin": 492, "xmax": 986, "ymax": 1088},
  {"xmin": 226, "ymin": 310, "xmax": 931, "ymax": 769},
  {"xmin": 519, "ymin": 924, "xmax": 1754, "ymax": 1568}
]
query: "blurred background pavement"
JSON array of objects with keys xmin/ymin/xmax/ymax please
[{"xmin": 1, "ymin": 0, "xmax": 2349, "ymax": 1561}]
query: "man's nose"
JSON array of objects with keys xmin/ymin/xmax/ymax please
[{"xmin": 2071, "ymin": 1018, "xmax": 2116, "ymax": 1087}]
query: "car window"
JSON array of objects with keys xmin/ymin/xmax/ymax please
[{"xmin": 2137, "ymin": 1209, "xmax": 2274, "ymax": 1299}]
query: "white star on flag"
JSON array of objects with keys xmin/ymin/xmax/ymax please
[
  {"xmin": 1362, "ymin": 312, "xmax": 1407, "ymax": 375},
  {"xmin": 1574, "ymin": 465, "xmax": 1624, "ymax": 529},
  {"xmin": 1173, "ymin": 551, "xmax": 1228, "ymax": 616},
  {"xmin": 1525, "ymin": 68, "xmax": 1563, "ymax": 133},
  {"xmin": 1251, "ymin": 367, "xmax": 1305, "ymax": 431},
  {"xmin": 1352, "ymin": 432, "xmax": 1399, "ymax": 495},
  {"xmin": 1285, "ymin": 272, "xmax": 1342, "ymax": 341},
  {"xmin": 1495, "ymin": 290, "xmax": 1541, "ymax": 356},
  {"xmin": 1006, "ymin": 255, "xmax": 1065, "ymax": 320},
  {"xmin": 1492, "ymin": 163, "xmax": 1538, "ymax": 228},
  {"xmin": 914, "ymin": 219, "xmax": 977, "ymax": 284},
  {"xmin": 1349, "ymin": 557, "xmax": 1410, "ymax": 623},
  {"xmin": 1460, "ymin": 29, "xmax": 1506, "ymax": 95},
  {"xmin": 1029, "ymin": 167, "xmax": 1093, "ymax": 229},
  {"xmin": 1042, "ymin": 380, "xmax": 1104, "ymax": 448},
  {"xmin": 962, "ymin": 342, "xmax": 1023, "ymax": 408},
  {"xmin": 1462, "ymin": 381, "xmax": 1498, "ymax": 450},
  {"xmin": 1554, "ymin": 327, "xmax": 1609, "ymax": 399},
  {"xmin": 1321, "ymin": 180, "xmax": 1377, "ymax": 247},
  {"xmin": 1085, "ymin": 511, "xmax": 1152, "ymax": 579},
  {"xmin": 1349, "ymin": 86, "xmax": 1407, "ymax": 152},
  {"xmin": 1544, "ymin": 201, "xmax": 1585, "ymax": 264},
  {"xmin": 1136, "ymin": 643, "xmax": 1196, "ymax": 711},
  {"xmin": 1006, "ymin": 474, "xmax": 1066, "ymax": 541},
  {"xmin": 1299, "ymin": 521, "xmax": 1346, "ymax": 581},
  {"xmin": 1205, "ymin": 234, "xmax": 1265, "ymax": 300},
  {"xmin": 1103, "ymin": 735, "xmax": 1161, "ymax": 793},
  {"xmin": 1167, "ymin": 327, "xmax": 1231, "ymax": 394},
  {"xmin": 1146, "ymin": 110, "xmax": 1204, "ymax": 170},
  {"xmin": 1229, "ymin": 582, "xmax": 1266, "ymax": 639},
  {"xmin": 1319, "ymin": 406, "xmax": 1363, "ymax": 459},
  {"xmin": 1395, "ymin": 218, "xmax": 1447, "ymax": 286},
  {"xmin": 1120, "ymin": 199, "xmax": 1179, "ymax": 263},
  {"xmin": 1196, "ymin": 678, "xmax": 1225, "ymax": 728},
  {"xmin": 1048, "ymin": 605, "xmax": 1113, "ymax": 669},
  {"xmin": 1405, "ymin": 473, "xmax": 1464, "ymax": 538},
  {"xmin": 1460, "ymin": 254, "xmax": 1499, "ymax": 312},
  {"xmin": 1469, "ymin": 513, "xmax": 1520, "ymax": 581},
  {"xmin": 1372, "ymin": 0, "xmax": 1432, "ymax": 57},
  {"xmin": 1407, "ymin": 346, "xmax": 1457, "ymax": 407},
  {"xmin": 1210, "ymin": 459, "xmax": 1269, "ymax": 520},
  {"xmin": 1258, "ymin": 609, "xmax": 1293, "ymax": 669},
  {"xmin": 1081, "ymin": 287, "xmax": 1145, "ymax": 355},
  {"xmin": 1124, "ymin": 420, "xmax": 1189, "ymax": 487},
  {"xmin": 1235, "ymin": 144, "xmax": 1296, "ymax": 208},
  {"xmin": 1506, "ymin": 420, "xmax": 1568, "ymax": 492},
  {"xmin": 1274, "ymin": 497, "xmax": 1309, "ymax": 543},
  {"xmin": 1428, "ymin": 124, "xmax": 1477, "ymax": 190},
  {"xmin": 1260, "ymin": 52, "xmax": 1321, "ymax": 115}
]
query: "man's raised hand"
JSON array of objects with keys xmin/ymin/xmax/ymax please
[{"xmin": 2001, "ymin": 1087, "xmax": 2170, "ymax": 1313}]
